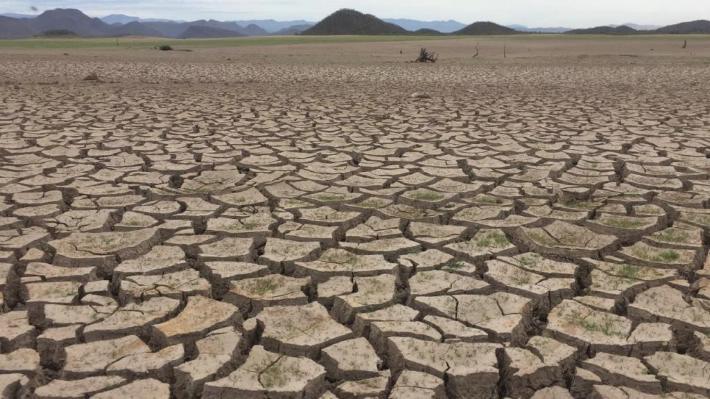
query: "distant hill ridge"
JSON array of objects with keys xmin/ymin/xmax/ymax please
[
  {"xmin": 455, "ymin": 21, "xmax": 518, "ymax": 35},
  {"xmin": 567, "ymin": 20, "xmax": 710, "ymax": 35},
  {"xmin": 32, "ymin": 9, "xmax": 109, "ymax": 37},
  {"xmin": 567, "ymin": 25, "xmax": 639, "ymax": 34},
  {"xmin": 180, "ymin": 25, "xmax": 244, "ymax": 39},
  {"xmin": 302, "ymin": 10, "xmax": 520, "ymax": 36},
  {"xmin": 383, "ymin": 18, "xmax": 466, "ymax": 33},
  {"xmin": 0, "ymin": 8, "xmax": 298, "ymax": 39},
  {"xmin": 302, "ymin": 9, "xmax": 408, "ymax": 35},
  {"xmin": 1, "ymin": 8, "xmax": 709, "ymax": 39},
  {"xmin": 656, "ymin": 20, "xmax": 710, "ymax": 34}
]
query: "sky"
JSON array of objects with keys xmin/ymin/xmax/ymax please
[{"xmin": 2, "ymin": 0, "xmax": 709, "ymax": 27}]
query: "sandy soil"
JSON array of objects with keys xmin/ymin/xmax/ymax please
[{"xmin": 0, "ymin": 37, "xmax": 709, "ymax": 399}]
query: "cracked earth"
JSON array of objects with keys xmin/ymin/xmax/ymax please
[{"xmin": 0, "ymin": 38, "xmax": 709, "ymax": 398}]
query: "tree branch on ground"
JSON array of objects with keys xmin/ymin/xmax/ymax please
[{"xmin": 415, "ymin": 48, "xmax": 437, "ymax": 63}]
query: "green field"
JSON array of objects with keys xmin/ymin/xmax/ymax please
[
  {"xmin": 0, "ymin": 34, "xmax": 707, "ymax": 50},
  {"xmin": 0, "ymin": 35, "xmax": 456, "ymax": 49}
]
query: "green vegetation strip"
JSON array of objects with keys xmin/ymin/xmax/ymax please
[
  {"xmin": 0, "ymin": 35, "xmax": 456, "ymax": 49},
  {"xmin": 2, "ymin": 34, "xmax": 709, "ymax": 49}
]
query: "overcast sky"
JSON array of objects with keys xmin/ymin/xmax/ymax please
[{"xmin": 2, "ymin": 0, "xmax": 708, "ymax": 26}]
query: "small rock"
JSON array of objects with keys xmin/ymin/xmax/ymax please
[
  {"xmin": 83, "ymin": 72, "xmax": 99, "ymax": 81},
  {"xmin": 411, "ymin": 92, "xmax": 431, "ymax": 99}
]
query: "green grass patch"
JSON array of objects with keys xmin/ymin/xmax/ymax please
[
  {"xmin": 656, "ymin": 250, "xmax": 680, "ymax": 262},
  {"xmin": 248, "ymin": 278, "xmax": 279, "ymax": 295},
  {"xmin": 516, "ymin": 253, "xmax": 542, "ymax": 267},
  {"xmin": 0, "ymin": 35, "xmax": 457, "ymax": 50},
  {"xmin": 616, "ymin": 264, "xmax": 642, "ymax": 280},
  {"xmin": 600, "ymin": 217, "xmax": 647, "ymax": 229},
  {"xmin": 473, "ymin": 194, "xmax": 501, "ymax": 204},
  {"xmin": 527, "ymin": 230, "xmax": 556, "ymax": 247},
  {"xmin": 577, "ymin": 316, "xmax": 626, "ymax": 337},
  {"xmin": 654, "ymin": 228, "xmax": 690, "ymax": 243},
  {"xmin": 312, "ymin": 193, "xmax": 347, "ymax": 202},
  {"xmin": 630, "ymin": 245, "xmax": 681, "ymax": 263},
  {"xmin": 2, "ymin": 33, "xmax": 709, "ymax": 50},
  {"xmin": 356, "ymin": 197, "xmax": 390, "ymax": 209},
  {"xmin": 566, "ymin": 309, "xmax": 626, "ymax": 337},
  {"xmin": 509, "ymin": 270, "xmax": 534, "ymax": 285},
  {"xmin": 409, "ymin": 190, "xmax": 445, "ymax": 202},
  {"xmin": 444, "ymin": 260, "xmax": 467, "ymax": 270},
  {"xmin": 260, "ymin": 360, "xmax": 290, "ymax": 388},
  {"xmin": 560, "ymin": 199, "xmax": 598, "ymax": 210},
  {"xmin": 474, "ymin": 230, "xmax": 510, "ymax": 248}
]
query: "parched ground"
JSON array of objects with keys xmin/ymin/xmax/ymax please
[{"xmin": 0, "ymin": 36, "xmax": 709, "ymax": 399}]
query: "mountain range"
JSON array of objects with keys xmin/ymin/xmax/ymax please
[
  {"xmin": 99, "ymin": 14, "xmax": 314, "ymax": 33},
  {"xmin": 612, "ymin": 23, "xmax": 662, "ymax": 31},
  {"xmin": 507, "ymin": 25, "xmax": 571, "ymax": 33},
  {"xmin": 382, "ymin": 19, "xmax": 466, "ymax": 33},
  {"xmin": 0, "ymin": 9, "xmax": 279, "ymax": 38},
  {"xmin": 567, "ymin": 20, "xmax": 710, "ymax": 35},
  {"xmin": 1, "ymin": 8, "xmax": 709, "ymax": 39}
]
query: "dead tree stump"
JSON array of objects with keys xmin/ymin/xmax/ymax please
[{"xmin": 415, "ymin": 48, "xmax": 437, "ymax": 63}]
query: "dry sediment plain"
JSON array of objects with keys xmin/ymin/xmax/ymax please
[{"xmin": 0, "ymin": 35, "xmax": 709, "ymax": 398}]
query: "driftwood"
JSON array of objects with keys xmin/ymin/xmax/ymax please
[{"xmin": 415, "ymin": 48, "xmax": 437, "ymax": 63}]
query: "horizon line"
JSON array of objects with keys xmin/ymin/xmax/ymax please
[{"xmin": 2, "ymin": 7, "xmax": 708, "ymax": 30}]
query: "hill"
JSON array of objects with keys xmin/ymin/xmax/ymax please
[
  {"xmin": 32, "ymin": 8, "xmax": 109, "ymax": 37},
  {"xmin": 567, "ymin": 25, "xmax": 638, "ymax": 34},
  {"xmin": 0, "ymin": 8, "xmax": 124, "ymax": 38},
  {"xmin": 274, "ymin": 24, "xmax": 313, "ymax": 35},
  {"xmin": 102, "ymin": 14, "xmax": 140, "ymax": 25},
  {"xmin": 140, "ymin": 22, "xmax": 186, "ymax": 38},
  {"xmin": 241, "ymin": 24, "xmax": 269, "ymax": 36},
  {"xmin": 655, "ymin": 20, "xmax": 710, "ymax": 34},
  {"xmin": 413, "ymin": 28, "xmax": 444, "ymax": 35},
  {"xmin": 455, "ymin": 21, "xmax": 518, "ymax": 35},
  {"xmin": 146, "ymin": 20, "xmax": 266, "ymax": 37},
  {"xmin": 0, "ymin": 16, "xmax": 34, "ymax": 39},
  {"xmin": 110, "ymin": 21, "xmax": 163, "ymax": 36},
  {"xmin": 617, "ymin": 23, "xmax": 661, "ymax": 31},
  {"xmin": 101, "ymin": 15, "xmax": 178, "ymax": 24},
  {"xmin": 302, "ymin": 9, "xmax": 408, "ymax": 35},
  {"xmin": 508, "ymin": 24, "xmax": 571, "ymax": 33},
  {"xmin": 0, "ymin": 9, "xmax": 282, "ymax": 38},
  {"xmin": 234, "ymin": 19, "xmax": 314, "ymax": 33},
  {"xmin": 138, "ymin": 21, "xmax": 247, "ymax": 38},
  {"xmin": 180, "ymin": 25, "xmax": 244, "ymax": 38},
  {"xmin": 188, "ymin": 20, "xmax": 262, "ymax": 36},
  {"xmin": 3, "ymin": 9, "xmax": 710, "ymax": 40},
  {"xmin": 383, "ymin": 18, "xmax": 465, "ymax": 33},
  {"xmin": 37, "ymin": 29, "xmax": 78, "ymax": 37},
  {"xmin": 98, "ymin": 16, "xmax": 313, "ymax": 33}
]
